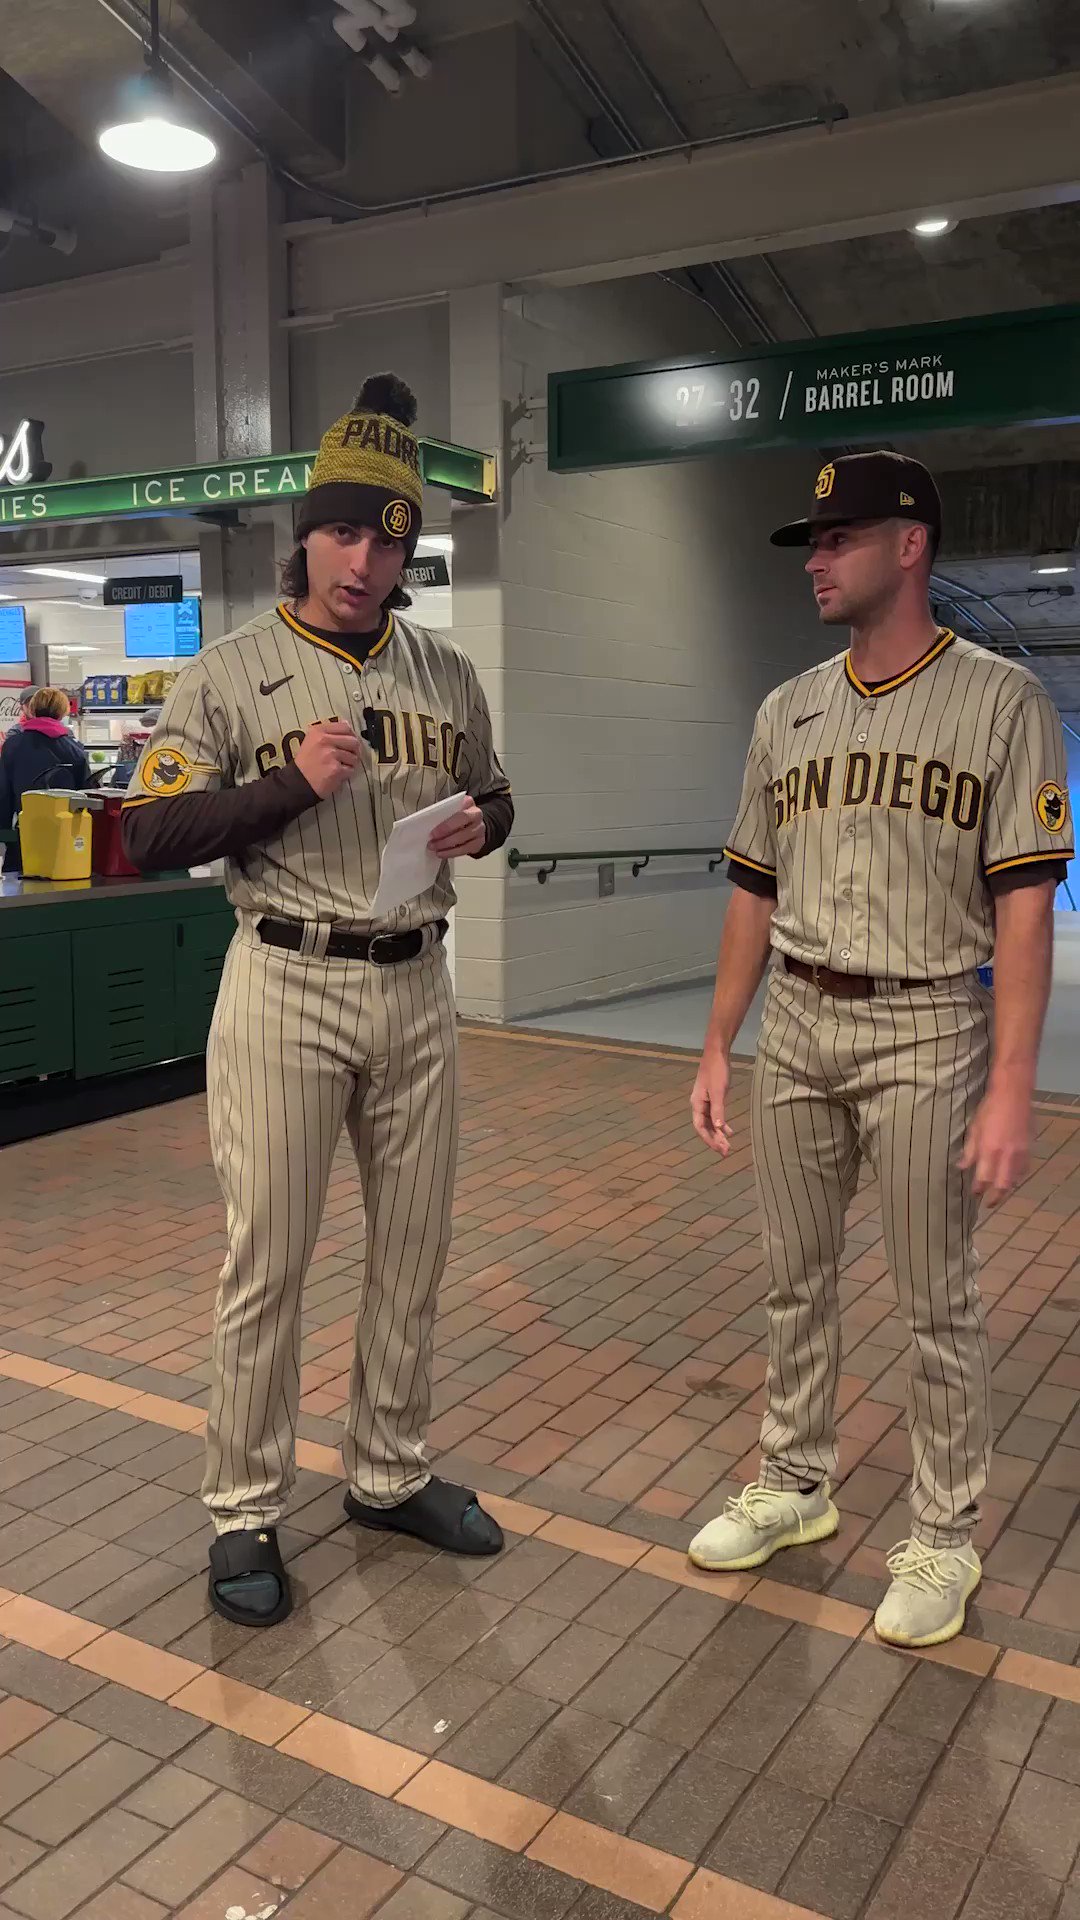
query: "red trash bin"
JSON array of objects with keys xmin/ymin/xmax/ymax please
[{"xmin": 91, "ymin": 793, "xmax": 140, "ymax": 878}]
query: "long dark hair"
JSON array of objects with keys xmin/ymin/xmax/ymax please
[{"xmin": 279, "ymin": 544, "xmax": 412, "ymax": 612}]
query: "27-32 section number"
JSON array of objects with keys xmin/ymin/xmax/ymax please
[{"xmin": 675, "ymin": 378, "xmax": 761, "ymax": 424}]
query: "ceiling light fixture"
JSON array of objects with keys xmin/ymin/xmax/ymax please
[
  {"xmin": 1033, "ymin": 555, "xmax": 1075, "ymax": 576},
  {"xmin": 98, "ymin": 0, "xmax": 216, "ymax": 175},
  {"xmin": 910, "ymin": 214, "xmax": 957, "ymax": 238}
]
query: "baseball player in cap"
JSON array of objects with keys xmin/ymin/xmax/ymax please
[
  {"xmin": 689, "ymin": 450, "xmax": 1072, "ymax": 1647},
  {"xmin": 124, "ymin": 373, "xmax": 513, "ymax": 1626}
]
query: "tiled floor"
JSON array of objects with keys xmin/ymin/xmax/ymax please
[{"xmin": 0, "ymin": 1025, "xmax": 1080, "ymax": 1917}]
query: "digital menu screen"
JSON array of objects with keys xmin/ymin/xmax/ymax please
[
  {"xmin": 0, "ymin": 605, "xmax": 28, "ymax": 665},
  {"xmin": 123, "ymin": 597, "xmax": 201, "ymax": 659}
]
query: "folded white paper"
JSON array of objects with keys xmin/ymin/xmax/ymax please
[{"xmin": 370, "ymin": 790, "xmax": 470, "ymax": 916}]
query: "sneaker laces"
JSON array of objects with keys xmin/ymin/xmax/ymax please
[
  {"xmin": 884, "ymin": 1538, "xmax": 958, "ymax": 1596},
  {"xmin": 724, "ymin": 1483, "xmax": 813, "ymax": 1534}
]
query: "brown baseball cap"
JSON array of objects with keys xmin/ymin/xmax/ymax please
[{"xmin": 771, "ymin": 449, "xmax": 943, "ymax": 548}]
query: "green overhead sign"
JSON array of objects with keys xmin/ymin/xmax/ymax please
[
  {"xmin": 0, "ymin": 436, "xmax": 496, "ymax": 529},
  {"xmin": 548, "ymin": 305, "xmax": 1080, "ymax": 472}
]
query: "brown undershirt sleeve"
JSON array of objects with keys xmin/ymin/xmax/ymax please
[
  {"xmin": 122, "ymin": 764, "xmax": 319, "ymax": 871},
  {"xmin": 476, "ymin": 787, "xmax": 514, "ymax": 857},
  {"xmin": 987, "ymin": 860, "xmax": 1067, "ymax": 896},
  {"xmin": 727, "ymin": 855, "xmax": 779, "ymax": 900}
]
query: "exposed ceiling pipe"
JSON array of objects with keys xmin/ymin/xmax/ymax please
[
  {"xmin": 92, "ymin": 0, "xmax": 840, "ymax": 224},
  {"xmin": 598, "ymin": 0, "xmax": 817, "ymax": 343},
  {"xmin": 332, "ymin": 13, "xmax": 367, "ymax": 53},
  {"xmin": 365, "ymin": 51, "xmax": 402, "ymax": 92},
  {"xmin": 758, "ymin": 253, "xmax": 816, "ymax": 338},
  {"xmin": 332, "ymin": 0, "xmax": 429, "ymax": 87},
  {"xmin": 525, "ymin": 0, "xmax": 640, "ymax": 149},
  {"xmin": 933, "ymin": 568, "xmax": 1080, "ymax": 749},
  {"xmin": 657, "ymin": 271, "xmax": 741, "ymax": 347},
  {"xmin": 524, "ymin": 0, "xmax": 749, "ymax": 340},
  {"xmin": 933, "ymin": 569, "xmax": 1019, "ymax": 634},
  {"xmin": 597, "ymin": 0, "xmax": 772, "ymax": 342}
]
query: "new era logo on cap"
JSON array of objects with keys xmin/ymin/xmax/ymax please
[{"xmin": 771, "ymin": 450, "xmax": 943, "ymax": 547}]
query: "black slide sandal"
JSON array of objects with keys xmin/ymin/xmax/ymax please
[
  {"xmin": 208, "ymin": 1527, "xmax": 293, "ymax": 1628},
  {"xmin": 344, "ymin": 1477, "xmax": 504, "ymax": 1556}
]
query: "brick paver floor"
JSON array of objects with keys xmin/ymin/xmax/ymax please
[{"xmin": 0, "ymin": 1025, "xmax": 1079, "ymax": 1917}]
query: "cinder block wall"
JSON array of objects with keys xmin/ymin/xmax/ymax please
[{"xmin": 498, "ymin": 281, "xmax": 828, "ymax": 1020}]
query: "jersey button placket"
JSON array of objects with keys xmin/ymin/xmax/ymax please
[{"xmin": 840, "ymin": 695, "xmax": 870, "ymax": 968}]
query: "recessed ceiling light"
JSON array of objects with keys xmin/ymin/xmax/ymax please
[
  {"xmin": 911, "ymin": 215, "xmax": 957, "ymax": 238},
  {"xmin": 1033, "ymin": 555, "xmax": 1074, "ymax": 575}
]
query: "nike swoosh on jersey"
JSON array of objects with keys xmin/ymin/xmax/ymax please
[
  {"xmin": 259, "ymin": 674, "xmax": 293, "ymax": 696},
  {"xmin": 792, "ymin": 711, "xmax": 825, "ymax": 729}
]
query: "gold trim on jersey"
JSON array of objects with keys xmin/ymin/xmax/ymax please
[
  {"xmin": 984, "ymin": 849, "xmax": 1070, "ymax": 875},
  {"xmin": 277, "ymin": 601, "xmax": 394, "ymax": 669},
  {"xmin": 724, "ymin": 845, "xmax": 777, "ymax": 876},
  {"xmin": 844, "ymin": 628, "xmax": 955, "ymax": 699},
  {"xmin": 120, "ymin": 795, "xmax": 157, "ymax": 810}
]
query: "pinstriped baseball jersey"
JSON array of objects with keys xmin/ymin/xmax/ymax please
[
  {"xmin": 124, "ymin": 602, "xmax": 509, "ymax": 932},
  {"xmin": 726, "ymin": 630, "xmax": 1073, "ymax": 978}
]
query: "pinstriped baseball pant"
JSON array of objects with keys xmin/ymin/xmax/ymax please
[
  {"xmin": 753, "ymin": 965, "xmax": 993, "ymax": 1549},
  {"xmin": 202, "ymin": 923, "xmax": 459, "ymax": 1533}
]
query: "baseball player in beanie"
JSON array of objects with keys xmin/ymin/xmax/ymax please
[
  {"xmin": 123, "ymin": 373, "xmax": 513, "ymax": 1626},
  {"xmin": 689, "ymin": 450, "xmax": 1073, "ymax": 1647}
]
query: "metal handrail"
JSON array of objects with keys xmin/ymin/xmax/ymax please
[{"xmin": 508, "ymin": 845, "xmax": 726, "ymax": 884}]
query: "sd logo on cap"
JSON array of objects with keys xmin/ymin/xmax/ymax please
[{"xmin": 772, "ymin": 450, "xmax": 943, "ymax": 548}]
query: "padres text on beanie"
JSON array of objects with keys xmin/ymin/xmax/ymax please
[{"xmin": 295, "ymin": 372, "xmax": 424, "ymax": 557}]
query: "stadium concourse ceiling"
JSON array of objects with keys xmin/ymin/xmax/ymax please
[{"xmin": 0, "ymin": 0, "xmax": 1076, "ymax": 333}]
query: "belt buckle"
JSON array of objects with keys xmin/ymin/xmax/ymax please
[
  {"xmin": 810, "ymin": 962, "xmax": 826, "ymax": 991},
  {"xmin": 367, "ymin": 933, "xmax": 397, "ymax": 967}
]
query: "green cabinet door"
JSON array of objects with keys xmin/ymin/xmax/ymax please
[
  {"xmin": 0, "ymin": 931, "xmax": 74, "ymax": 1085},
  {"xmin": 173, "ymin": 910, "xmax": 236, "ymax": 1060},
  {"xmin": 73, "ymin": 922, "xmax": 176, "ymax": 1079}
]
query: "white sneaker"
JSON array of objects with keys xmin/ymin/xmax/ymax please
[
  {"xmin": 688, "ymin": 1480, "xmax": 839, "ymax": 1573},
  {"xmin": 874, "ymin": 1539, "xmax": 981, "ymax": 1648}
]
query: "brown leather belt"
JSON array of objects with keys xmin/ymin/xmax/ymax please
[{"xmin": 784, "ymin": 955, "xmax": 920, "ymax": 998}]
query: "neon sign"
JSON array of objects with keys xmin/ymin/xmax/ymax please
[{"xmin": 0, "ymin": 420, "xmax": 51, "ymax": 489}]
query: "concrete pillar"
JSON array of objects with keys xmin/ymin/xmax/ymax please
[
  {"xmin": 190, "ymin": 164, "xmax": 292, "ymax": 640},
  {"xmin": 448, "ymin": 285, "xmax": 507, "ymax": 1021}
]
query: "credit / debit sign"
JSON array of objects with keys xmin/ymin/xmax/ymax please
[
  {"xmin": 104, "ymin": 575, "xmax": 183, "ymax": 607},
  {"xmin": 404, "ymin": 555, "xmax": 451, "ymax": 589}
]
